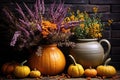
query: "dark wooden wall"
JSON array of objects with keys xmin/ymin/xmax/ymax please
[{"xmin": 0, "ymin": 0, "xmax": 120, "ymax": 70}]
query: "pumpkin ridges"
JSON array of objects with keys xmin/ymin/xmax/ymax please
[
  {"xmin": 54, "ymin": 50, "xmax": 65, "ymax": 74},
  {"xmin": 1, "ymin": 62, "xmax": 19, "ymax": 75},
  {"xmin": 1, "ymin": 63, "xmax": 8, "ymax": 73},
  {"xmin": 67, "ymin": 55, "xmax": 84, "ymax": 77},
  {"xmin": 42, "ymin": 47, "xmax": 53, "ymax": 74},
  {"xmin": 45, "ymin": 49, "xmax": 51, "ymax": 74},
  {"xmin": 96, "ymin": 58, "xmax": 117, "ymax": 77},
  {"xmin": 1, "ymin": 63, "xmax": 9, "ymax": 74},
  {"xmin": 76, "ymin": 64, "xmax": 81, "ymax": 77},
  {"xmin": 6, "ymin": 65, "xmax": 14, "ymax": 74},
  {"xmin": 29, "ymin": 68, "xmax": 41, "ymax": 78},
  {"xmin": 51, "ymin": 51, "xmax": 56, "ymax": 75},
  {"xmin": 28, "ymin": 44, "xmax": 66, "ymax": 75},
  {"xmin": 71, "ymin": 66, "xmax": 78, "ymax": 77},
  {"xmin": 14, "ymin": 60, "xmax": 30, "ymax": 78},
  {"xmin": 48, "ymin": 48, "xmax": 66, "ymax": 75},
  {"xmin": 84, "ymin": 67, "xmax": 97, "ymax": 77}
]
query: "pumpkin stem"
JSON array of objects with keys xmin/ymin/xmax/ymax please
[
  {"xmin": 69, "ymin": 55, "xmax": 77, "ymax": 65},
  {"xmin": 104, "ymin": 58, "xmax": 111, "ymax": 66},
  {"xmin": 21, "ymin": 60, "xmax": 27, "ymax": 66}
]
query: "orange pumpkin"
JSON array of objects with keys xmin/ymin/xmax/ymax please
[
  {"xmin": 84, "ymin": 67, "xmax": 97, "ymax": 77},
  {"xmin": 28, "ymin": 44, "xmax": 66, "ymax": 75},
  {"xmin": 1, "ymin": 61, "xmax": 19, "ymax": 75},
  {"xmin": 29, "ymin": 68, "xmax": 41, "ymax": 78}
]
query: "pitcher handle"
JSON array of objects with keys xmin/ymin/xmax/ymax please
[{"xmin": 99, "ymin": 39, "xmax": 111, "ymax": 61}]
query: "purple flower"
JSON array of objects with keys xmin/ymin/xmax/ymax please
[
  {"xmin": 36, "ymin": 24, "xmax": 42, "ymax": 31},
  {"xmin": 23, "ymin": 2, "xmax": 35, "ymax": 19},
  {"xmin": 16, "ymin": 3, "xmax": 26, "ymax": 20},
  {"xmin": 34, "ymin": 0, "xmax": 39, "ymax": 19},
  {"xmin": 10, "ymin": 31, "xmax": 21, "ymax": 46}
]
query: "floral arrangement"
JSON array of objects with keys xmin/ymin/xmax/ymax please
[
  {"xmin": 3, "ymin": 0, "xmax": 81, "ymax": 50},
  {"xmin": 64, "ymin": 7, "xmax": 113, "ymax": 39}
]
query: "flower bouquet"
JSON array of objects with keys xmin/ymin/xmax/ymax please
[
  {"xmin": 3, "ymin": 0, "xmax": 81, "ymax": 50},
  {"xmin": 64, "ymin": 7, "xmax": 113, "ymax": 39}
]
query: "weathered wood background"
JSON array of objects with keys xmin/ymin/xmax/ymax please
[{"xmin": 0, "ymin": 0, "xmax": 120, "ymax": 71}]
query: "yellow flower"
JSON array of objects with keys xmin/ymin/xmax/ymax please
[
  {"xmin": 77, "ymin": 10, "xmax": 80, "ymax": 14},
  {"xmin": 75, "ymin": 17, "xmax": 79, "ymax": 21},
  {"xmin": 67, "ymin": 7, "xmax": 71, "ymax": 12},
  {"xmin": 80, "ymin": 17, "xmax": 84, "ymax": 21},
  {"xmin": 64, "ymin": 17, "xmax": 71, "ymax": 22},
  {"xmin": 79, "ymin": 13, "xmax": 84, "ymax": 18},
  {"xmin": 98, "ymin": 33, "xmax": 102, "ymax": 38},
  {"xmin": 70, "ymin": 15, "xmax": 75, "ymax": 21},
  {"xmin": 108, "ymin": 19, "xmax": 113, "ymax": 23},
  {"xmin": 93, "ymin": 33, "xmax": 102, "ymax": 38},
  {"xmin": 93, "ymin": 6, "xmax": 98, "ymax": 13},
  {"xmin": 85, "ymin": 27, "xmax": 89, "ymax": 33},
  {"xmin": 80, "ymin": 23, "xmax": 85, "ymax": 29},
  {"xmin": 93, "ymin": 23, "xmax": 100, "ymax": 28},
  {"xmin": 64, "ymin": 7, "xmax": 108, "ymax": 39},
  {"xmin": 108, "ymin": 19, "xmax": 113, "ymax": 26}
]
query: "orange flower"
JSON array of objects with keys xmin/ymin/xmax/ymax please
[
  {"xmin": 50, "ymin": 23, "xmax": 57, "ymax": 30},
  {"xmin": 41, "ymin": 30, "xmax": 49, "ymax": 38},
  {"xmin": 62, "ymin": 28, "xmax": 70, "ymax": 33},
  {"xmin": 41, "ymin": 20, "xmax": 57, "ymax": 30},
  {"xmin": 41, "ymin": 20, "xmax": 57, "ymax": 37}
]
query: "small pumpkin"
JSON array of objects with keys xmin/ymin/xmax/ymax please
[
  {"xmin": 67, "ymin": 55, "xmax": 84, "ymax": 77},
  {"xmin": 84, "ymin": 67, "xmax": 97, "ymax": 77},
  {"xmin": 1, "ymin": 61, "xmax": 19, "ymax": 75},
  {"xmin": 97, "ymin": 58, "xmax": 117, "ymax": 77},
  {"xmin": 29, "ymin": 68, "xmax": 41, "ymax": 78},
  {"xmin": 14, "ymin": 60, "xmax": 30, "ymax": 78}
]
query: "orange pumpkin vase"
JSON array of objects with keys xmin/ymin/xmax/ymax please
[{"xmin": 28, "ymin": 44, "xmax": 66, "ymax": 75}]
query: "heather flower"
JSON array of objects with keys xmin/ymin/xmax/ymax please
[{"xmin": 3, "ymin": 0, "xmax": 81, "ymax": 50}]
